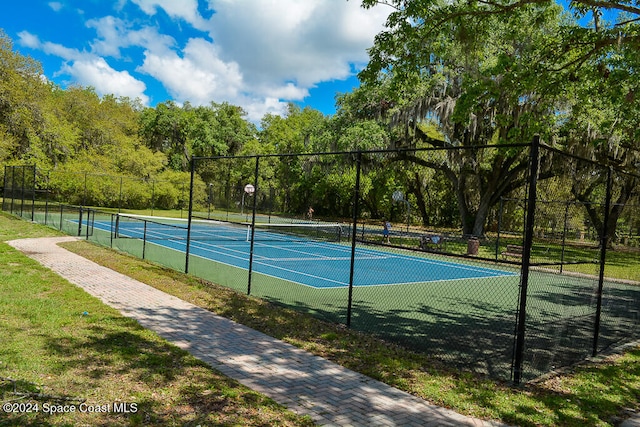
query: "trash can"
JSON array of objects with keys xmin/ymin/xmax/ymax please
[{"xmin": 467, "ymin": 237, "xmax": 479, "ymax": 255}]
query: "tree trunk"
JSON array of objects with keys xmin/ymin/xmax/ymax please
[
  {"xmin": 576, "ymin": 174, "xmax": 637, "ymax": 248},
  {"xmin": 410, "ymin": 172, "xmax": 430, "ymax": 227}
]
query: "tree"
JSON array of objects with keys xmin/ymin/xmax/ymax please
[
  {"xmin": 0, "ymin": 30, "xmax": 71, "ymax": 169},
  {"xmin": 556, "ymin": 34, "xmax": 640, "ymax": 245},
  {"xmin": 258, "ymin": 105, "xmax": 330, "ymax": 215},
  {"xmin": 352, "ymin": 3, "xmax": 568, "ymax": 235},
  {"xmin": 362, "ymin": 0, "xmax": 640, "ymax": 77},
  {"xmin": 208, "ymin": 102, "xmax": 256, "ymax": 156},
  {"xmin": 139, "ymin": 101, "xmax": 192, "ymax": 171}
]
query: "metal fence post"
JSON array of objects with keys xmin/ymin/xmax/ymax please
[
  {"xmin": 513, "ymin": 135, "xmax": 540, "ymax": 385},
  {"xmin": 185, "ymin": 157, "xmax": 196, "ymax": 274},
  {"xmin": 1, "ymin": 166, "xmax": 7, "ymax": 212},
  {"xmin": 110, "ymin": 214, "xmax": 114, "ymax": 248},
  {"xmin": 10, "ymin": 166, "xmax": 16, "ymax": 214},
  {"xmin": 592, "ymin": 166, "xmax": 612, "ymax": 356},
  {"xmin": 142, "ymin": 220, "xmax": 148, "ymax": 260},
  {"xmin": 347, "ymin": 151, "xmax": 362, "ymax": 328},
  {"xmin": 77, "ymin": 207, "xmax": 84, "ymax": 237}
]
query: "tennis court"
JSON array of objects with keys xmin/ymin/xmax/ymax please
[
  {"xmin": 96, "ymin": 214, "xmax": 517, "ymax": 289},
  {"xmin": 9, "ymin": 147, "xmax": 640, "ymax": 384}
]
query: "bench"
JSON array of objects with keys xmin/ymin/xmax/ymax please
[
  {"xmin": 420, "ymin": 234, "xmax": 444, "ymax": 251},
  {"xmin": 501, "ymin": 244, "xmax": 523, "ymax": 259}
]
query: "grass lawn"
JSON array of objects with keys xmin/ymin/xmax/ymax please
[
  {"xmin": 0, "ymin": 213, "xmax": 313, "ymax": 426},
  {"xmin": 2, "ymin": 211, "xmax": 640, "ymax": 426}
]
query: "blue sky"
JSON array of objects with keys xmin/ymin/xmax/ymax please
[{"xmin": 0, "ymin": 1, "xmax": 390, "ymax": 122}]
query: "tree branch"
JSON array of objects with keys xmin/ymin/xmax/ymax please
[{"xmin": 573, "ymin": 0, "xmax": 640, "ymax": 16}]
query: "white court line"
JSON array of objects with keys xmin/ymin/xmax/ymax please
[
  {"xmin": 109, "ymin": 223, "xmax": 351, "ymax": 287},
  {"xmin": 116, "ymin": 223, "xmax": 354, "ymax": 259},
  {"xmin": 257, "ymin": 256, "xmax": 389, "ymax": 262},
  {"xmin": 102, "ymin": 221, "xmax": 515, "ymax": 287}
]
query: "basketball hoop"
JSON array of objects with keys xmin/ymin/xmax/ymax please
[{"xmin": 241, "ymin": 184, "xmax": 255, "ymax": 215}]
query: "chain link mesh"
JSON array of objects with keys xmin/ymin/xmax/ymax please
[{"xmin": 4, "ymin": 142, "xmax": 639, "ymax": 383}]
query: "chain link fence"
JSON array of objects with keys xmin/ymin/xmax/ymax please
[{"xmin": 3, "ymin": 139, "xmax": 639, "ymax": 384}]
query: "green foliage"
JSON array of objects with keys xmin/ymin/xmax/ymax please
[
  {"xmin": 260, "ymin": 104, "xmax": 327, "ymax": 154},
  {"xmin": 1, "ymin": 16, "xmax": 637, "ymax": 239}
]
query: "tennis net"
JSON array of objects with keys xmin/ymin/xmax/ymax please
[{"xmin": 114, "ymin": 214, "xmax": 345, "ymax": 243}]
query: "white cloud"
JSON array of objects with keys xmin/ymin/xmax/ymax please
[
  {"xmin": 140, "ymin": 0, "xmax": 388, "ymax": 118},
  {"xmin": 48, "ymin": 2, "xmax": 63, "ymax": 12},
  {"xmin": 203, "ymin": 0, "xmax": 389, "ymax": 86},
  {"xmin": 17, "ymin": 31, "xmax": 41, "ymax": 49},
  {"xmin": 18, "ymin": 31, "xmax": 79, "ymax": 60},
  {"xmin": 139, "ymin": 44, "xmax": 293, "ymax": 121},
  {"xmin": 18, "ymin": 31, "xmax": 149, "ymax": 104},
  {"xmin": 86, "ymin": 16, "xmax": 131, "ymax": 57},
  {"xmin": 60, "ymin": 57, "xmax": 149, "ymax": 104},
  {"xmin": 86, "ymin": 16, "xmax": 176, "ymax": 57},
  {"xmin": 242, "ymin": 96, "xmax": 290, "ymax": 123},
  {"xmin": 131, "ymin": 0, "xmax": 209, "ymax": 30},
  {"xmin": 123, "ymin": 0, "xmax": 389, "ymax": 109},
  {"xmin": 16, "ymin": 0, "xmax": 390, "ymax": 121},
  {"xmin": 138, "ymin": 37, "xmax": 241, "ymax": 104}
]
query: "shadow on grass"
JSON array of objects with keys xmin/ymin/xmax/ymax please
[
  {"xmin": 31, "ymin": 302, "xmax": 488, "ymax": 426},
  {"xmin": 287, "ymin": 272, "xmax": 640, "ymax": 381},
  {"xmin": 1, "ymin": 313, "xmax": 309, "ymax": 427},
  {"xmin": 253, "ymin": 293, "xmax": 640, "ymax": 426}
]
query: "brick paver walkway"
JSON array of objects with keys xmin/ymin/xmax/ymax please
[{"xmin": 8, "ymin": 236, "xmax": 508, "ymax": 427}]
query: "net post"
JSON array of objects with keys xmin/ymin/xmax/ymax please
[
  {"xmin": 513, "ymin": 135, "xmax": 540, "ymax": 385},
  {"xmin": 347, "ymin": 151, "xmax": 362, "ymax": 328}
]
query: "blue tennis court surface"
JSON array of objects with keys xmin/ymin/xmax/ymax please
[{"xmin": 95, "ymin": 219, "xmax": 517, "ymax": 289}]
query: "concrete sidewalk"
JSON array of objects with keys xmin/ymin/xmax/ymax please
[{"xmin": 8, "ymin": 236, "xmax": 510, "ymax": 426}]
